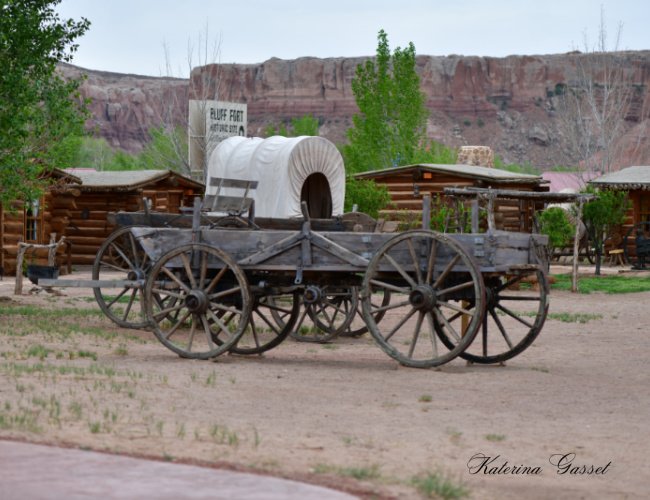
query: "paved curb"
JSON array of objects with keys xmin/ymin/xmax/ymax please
[{"xmin": 0, "ymin": 441, "xmax": 357, "ymax": 500}]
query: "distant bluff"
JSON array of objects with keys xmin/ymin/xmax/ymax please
[{"xmin": 62, "ymin": 51, "xmax": 650, "ymax": 168}]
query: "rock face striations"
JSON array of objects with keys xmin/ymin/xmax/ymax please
[{"xmin": 64, "ymin": 51, "xmax": 650, "ymax": 168}]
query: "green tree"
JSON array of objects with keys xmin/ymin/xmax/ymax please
[
  {"xmin": 538, "ymin": 207, "xmax": 575, "ymax": 257},
  {"xmin": 343, "ymin": 29, "xmax": 428, "ymax": 173},
  {"xmin": 344, "ymin": 178, "xmax": 391, "ymax": 219},
  {"xmin": 138, "ymin": 126, "xmax": 187, "ymax": 172},
  {"xmin": 581, "ymin": 188, "xmax": 629, "ymax": 275},
  {"xmin": 265, "ymin": 114, "xmax": 320, "ymax": 137},
  {"xmin": 0, "ymin": 0, "xmax": 90, "ymax": 205}
]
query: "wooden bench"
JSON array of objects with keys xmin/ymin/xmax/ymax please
[{"xmin": 201, "ymin": 178, "xmax": 259, "ymax": 227}]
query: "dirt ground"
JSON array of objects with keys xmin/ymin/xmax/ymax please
[{"xmin": 0, "ymin": 267, "xmax": 648, "ymax": 499}]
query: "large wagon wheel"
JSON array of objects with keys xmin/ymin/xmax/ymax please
[
  {"xmin": 144, "ymin": 244, "xmax": 250, "ymax": 359},
  {"xmin": 229, "ymin": 290, "xmax": 300, "ymax": 355},
  {"xmin": 361, "ymin": 230, "xmax": 485, "ymax": 368},
  {"xmin": 434, "ymin": 267, "xmax": 549, "ymax": 364},
  {"xmin": 289, "ymin": 286, "xmax": 357, "ymax": 343},
  {"xmin": 93, "ymin": 226, "xmax": 151, "ymax": 329}
]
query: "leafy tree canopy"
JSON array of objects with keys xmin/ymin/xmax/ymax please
[
  {"xmin": 0, "ymin": 0, "xmax": 89, "ymax": 205},
  {"xmin": 343, "ymin": 29, "xmax": 429, "ymax": 174},
  {"xmin": 265, "ymin": 114, "xmax": 320, "ymax": 138}
]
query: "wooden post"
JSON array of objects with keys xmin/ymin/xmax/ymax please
[
  {"xmin": 47, "ymin": 233, "xmax": 57, "ymax": 266},
  {"xmin": 14, "ymin": 242, "xmax": 26, "ymax": 295},
  {"xmin": 486, "ymin": 193, "xmax": 496, "ymax": 232},
  {"xmin": 422, "ymin": 194, "xmax": 431, "ymax": 230},
  {"xmin": 571, "ymin": 199, "xmax": 585, "ymax": 293},
  {"xmin": 471, "ymin": 199, "xmax": 479, "ymax": 233}
]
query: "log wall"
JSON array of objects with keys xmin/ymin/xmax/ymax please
[{"xmin": 373, "ymin": 171, "xmax": 545, "ymax": 232}]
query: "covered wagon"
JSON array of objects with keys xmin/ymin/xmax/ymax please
[{"xmin": 206, "ymin": 135, "xmax": 345, "ymax": 219}]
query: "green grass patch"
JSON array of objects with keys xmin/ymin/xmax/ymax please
[
  {"xmin": 547, "ymin": 312, "xmax": 602, "ymax": 324},
  {"xmin": 411, "ymin": 471, "xmax": 469, "ymax": 499},
  {"xmin": 551, "ymin": 274, "xmax": 650, "ymax": 294}
]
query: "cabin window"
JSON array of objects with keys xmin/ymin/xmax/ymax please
[
  {"xmin": 24, "ymin": 199, "xmax": 43, "ymax": 243},
  {"xmin": 640, "ymin": 196, "xmax": 650, "ymax": 225}
]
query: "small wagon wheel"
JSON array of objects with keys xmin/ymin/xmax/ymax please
[
  {"xmin": 228, "ymin": 290, "xmax": 301, "ymax": 355},
  {"xmin": 290, "ymin": 285, "xmax": 357, "ymax": 343},
  {"xmin": 340, "ymin": 288, "xmax": 391, "ymax": 338},
  {"xmin": 144, "ymin": 243, "xmax": 250, "ymax": 359},
  {"xmin": 435, "ymin": 267, "xmax": 549, "ymax": 364},
  {"xmin": 361, "ymin": 230, "xmax": 485, "ymax": 368},
  {"xmin": 93, "ymin": 226, "xmax": 150, "ymax": 329}
]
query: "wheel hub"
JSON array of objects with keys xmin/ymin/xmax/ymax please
[
  {"xmin": 409, "ymin": 285, "xmax": 436, "ymax": 310},
  {"xmin": 127, "ymin": 268, "xmax": 145, "ymax": 281},
  {"xmin": 185, "ymin": 290, "xmax": 208, "ymax": 313},
  {"xmin": 303, "ymin": 286, "xmax": 322, "ymax": 305}
]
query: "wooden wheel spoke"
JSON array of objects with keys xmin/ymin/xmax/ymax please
[
  {"xmin": 208, "ymin": 285, "xmax": 242, "ymax": 301},
  {"xmin": 153, "ymin": 302, "xmax": 187, "ymax": 321},
  {"xmin": 109, "ymin": 242, "xmax": 137, "ymax": 271},
  {"xmin": 406, "ymin": 239, "xmax": 423, "ymax": 284},
  {"xmin": 199, "ymin": 250, "xmax": 208, "ymax": 289},
  {"xmin": 122, "ymin": 289, "xmax": 138, "ymax": 320},
  {"xmin": 151, "ymin": 288, "xmax": 184, "ymax": 300},
  {"xmin": 426, "ymin": 312, "xmax": 439, "ymax": 358},
  {"xmin": 105, "ymin": 287, "xmax": 129, "ymax": 308},
  {"xmin": 497, "ymin": 294, "xmax": 541, "ymax": 301},
  {"xmin": 369, "ymin": 279, "xmax": 409, "ymax": 295},
  {"xmin": 209, "ymin": 303, "xmax": 243, "ymax": 316},
  {"xmin": 438, "ymin": 300, "xmax": 473, "ymax": 317},
  {"xmin": 200, "ymin": 314, "xmax": 217, "ymax": 349},
  {"xmin": 128, "ymin": 233, "xmax": 140, "ymax": 268},
  {"xmin": 433, "ymin": 253, "xmax": 461, "ymax": 289},
  {"xmin": 161, "ymin": 267, "xmax": 191, "ymax": 293},
  {"xmin": 205, "ymin": 266, "xmax": 228, "ymax": 294},
  {"xmin": 437, "ymin": 280, "xmax": 475, "ymax": 297},
  {"xmin": 248, "ymin": 317, "xmax": 262, "ymax": 349},
  {"xmin": 187, "ymin": 316, "xmax": 197, "ymax": 351},
  {"xmin": 255, "ymin": 308, "xmax": 282, "ymax": 335},
  {"xmin": 488, "ymin": 307, "xmax": 514, "ymax": 349},
  {"xmin": 408, "ymin": 312, "xmax": 425, "ymax": 358},
  {"xmin": 384, "ymin": 253, "xmax": 417, "ymax": 288},
  {"xmin": 100, "ymin": 260, "xmax": 129, "ymax": 274},
  {"xmin": 370, "ymin": 298, "xmax": 412, "ymax": 314},
  {"xmin": 164, "ymin": 310, "xmax": 191, "ymax": 340},
  {"xmin": 180, "ymin": 253, "xmax": 197, "ymax": 289},
  {"xmin": 384, "ymin": 307, "xmax": 417, "ymax": 342},
  {"xmin": 496, "ymin": 273, "xmax": 527, "ymax": 293},
  {"xmin": 434, "ymin": 307, "xmax": 461, "ymax": 343},
  {"xmin": 495, "ymin": 303, "xmax": 534, "ymax": 329},
  {"xmin": 260, "ymin": 301, "xmax": 294, "ymax": 316},
  {"xmin": 426, "ymin": 239, "xmax": 437, "ymax": 284}
]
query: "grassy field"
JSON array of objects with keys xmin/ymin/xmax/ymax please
[{"xmin": 551, "ymin": 273, "xmax": 650, "ymax": 294}]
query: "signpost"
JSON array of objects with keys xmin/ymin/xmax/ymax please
[{"xmin": 188, "ymin": 100, "xmax": 247, "ymax": 182}]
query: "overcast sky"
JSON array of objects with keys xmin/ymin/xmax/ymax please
[{"xmin": 56, "ymin": 0, "xmax": 649, "ymax": 78}]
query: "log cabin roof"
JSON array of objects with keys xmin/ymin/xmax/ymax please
[
  {"xmin": 64, "ymin": 169, "xmax": 204, "ymax": 192},
  {"xmin": 589, "ymin": 166, "xmax": 650, "ymax": 191},
  {"xmin": 353, "ymin": 164, "xmax": 545, "ymax": 185}
]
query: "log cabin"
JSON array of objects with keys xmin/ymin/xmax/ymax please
[
  {"xmin": 589, "ymin": 166, "xmax": 650, "ymax": 260},
  {"xmin": 353, "ymin": 164, "xmax": 549, "ymax": 232},
  {"xmin": 63, "ymin": 169, "xmax": 204, "ymax": 265},
  {"xmin": 0, "ymin": 168, "xmax": 81, "ymax": 276}
]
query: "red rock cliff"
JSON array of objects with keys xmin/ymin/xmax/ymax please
[{"xmin": 64, "ymin": 51, "xmax": 650, "ymax": 168}]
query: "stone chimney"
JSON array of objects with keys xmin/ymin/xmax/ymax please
[{"xmin": 457, "ymin": 146, "xmax": 494, "ymax": 167}]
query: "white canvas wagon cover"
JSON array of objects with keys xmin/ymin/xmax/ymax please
[{"xmin": 206, "ymin": 136, "xmax": 345, "ymax": 218}]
